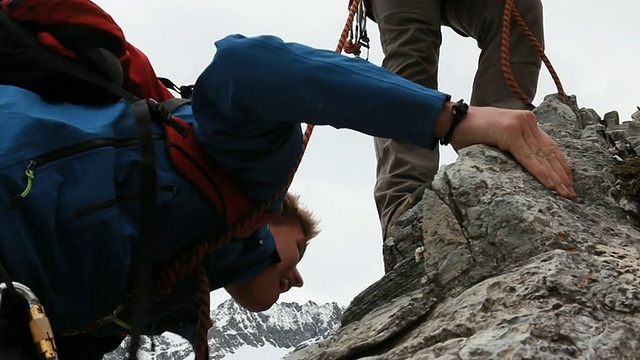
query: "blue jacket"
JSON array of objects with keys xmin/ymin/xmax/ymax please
[{"xmin": 0, "ymin": 34, "xmax": 448, "ymax": 341}]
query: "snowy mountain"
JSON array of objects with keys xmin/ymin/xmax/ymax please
[
  {"xmin": 209, "ymin": 299, "xmax": 343, "ymax": 359},
  {"xmin": 103, "ymin": 299, "xmax": 343, "ymax": 360}
]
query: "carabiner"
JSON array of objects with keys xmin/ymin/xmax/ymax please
[{"xmin": 0, "ymin": 282, "xmax": 58, "ymax": 360}]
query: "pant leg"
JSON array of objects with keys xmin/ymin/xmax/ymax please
[
  {"xmin": 443, "ymin": 0, "xmax": 544, "ymax": 108},
  {"xmin": 369, "ymin": 0, "xmax": 443, "ymax": 238}
]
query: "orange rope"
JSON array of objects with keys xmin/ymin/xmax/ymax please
[
  {"xmin": 295, "ymin": 0, "xmax": 362, "ymax": 156},
  {"xmin": 155, "ymin": 2, "xmax": 362, "ymax": 359},
  {"xmin": 195, "ymin": 267, "xmax": 213, "ymax": 359},
  {"xmin": 501, "ymin": 0, "xmax": 567, "ymax": 108}
]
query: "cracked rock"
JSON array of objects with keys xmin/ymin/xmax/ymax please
[{"xmin": 284, "ymin": 95, "xmax": 640, "ymax": 359}]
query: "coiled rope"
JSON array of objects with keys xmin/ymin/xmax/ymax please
[
  {"xmin": 151, "ymin": 2, "xmax": 363, "ymax": 359},
  {"xmin": 501, "ymin": 0, "xmax": 567, "ymax": 108}
]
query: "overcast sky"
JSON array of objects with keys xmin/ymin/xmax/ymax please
[{"xmin": 95, "ymin": 0, "xmax": 640, "ymax": 307}]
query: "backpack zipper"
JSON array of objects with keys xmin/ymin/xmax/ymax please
[{"xmin": 10, "ymin": 135, "xmax": 164, "ymax": 206}]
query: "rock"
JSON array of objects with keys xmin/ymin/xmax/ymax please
[
  {"xmin": 632, "ymin": 107, "xmax": 640, "ymax": 121},
  {"xmin": 603, "ymin": 110, "xmax": 620, "ymax": 127},
  {"xmin": 544, "ymin": 93, "xmax": 580, "ymax": 114},
  {"xmin": 629, "ymin": 136, "xmax": 640, "ymax": 155},
  {"xmin": 577, "ymin": 107, "xmax": 601, "ymax": 128},
  {"xmin": 284, "ymin": 94, "xmax": 640, "ymax": 359},
  {"xmin": 342, "ymin": 197, "xmax": 428, "ymax": 327},
  {"xmin": 535, "ymin": 95, "xmax": 581, "ymax": 136},
  {"xmin": 580, "ymin": 123, "xmax": 609, "ymax": 148}
]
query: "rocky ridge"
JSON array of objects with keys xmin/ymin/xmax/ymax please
[{"xmin": 284, "ymin": 94, "xmax": 640, "ymax": 359}]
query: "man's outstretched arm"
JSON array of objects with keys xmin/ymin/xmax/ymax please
[{"xmin": 192, "ymin": 34, "xmax": 576, "ymax": 201}]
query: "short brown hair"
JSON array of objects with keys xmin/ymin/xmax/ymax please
[{"xmin": 271, "ymin": 193, "xmax": 320, "ymax": 242}]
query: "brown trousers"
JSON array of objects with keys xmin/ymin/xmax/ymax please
[{"xmin": 369, "ymin": 0, "xmax": 544, "ymax": 237}]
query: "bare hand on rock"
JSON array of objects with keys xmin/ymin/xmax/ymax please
[{"xmin": 444, "ymin": 104, "xmax": 577, "ymax": 200}]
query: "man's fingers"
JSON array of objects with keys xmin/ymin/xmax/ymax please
[
  {"xmin": 545, "ymin": 141, "xmax": 574, "ymax": 185},
  {"xmin": 511, "ymin": 116, "xmax": 576, "ymax": 200},
  {"xmin": 525, "ymin": 121, "xmax": 576, "ymax": 199},
  {"xmin": 542, "ymin": 140, "xmax": 575, "ymax": 189},
  {"xmin": 511, "ymin": 137, "xmax": 553, "ymax": 189},
  {"xmin": 513, "ymin": 116, "xmax": 554, "ymax": 188}
]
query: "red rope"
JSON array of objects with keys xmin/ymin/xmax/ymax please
[
  {"xmin": 501, "ymin": 0, "xmax": 567, "ymax": 108},
  {"xmin": 194, "ymin": 267, "xmax": 212, "ymax": 360},
  {"xmin": 155, "ymin": 2, "xmax": 363, "ymax": 359},
  {"xmin": 343, "ymin": 41, "xmax": 361, "ymax": 55}
]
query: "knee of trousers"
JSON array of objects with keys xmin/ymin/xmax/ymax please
[
  {"xmin": 469, "ymin": 0, "xmax": 545, "ymax": 53},
  {"xmin": 512, "ymin": 0, "xmax": 545, "ymax": 44},
  {"xmin": 374, "ymin": 138, "xmax": 440, "ymax": 189},
  {"xmin": 374, "ymin": 138, "xmax": 440, "ymax": 230}
]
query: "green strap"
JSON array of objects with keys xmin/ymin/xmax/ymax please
[{"xmin": 19, "ymin": 169, "xmax": 34, "ymax": 198}]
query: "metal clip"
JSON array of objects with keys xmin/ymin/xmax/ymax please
[{"xmin": 0, "ymin": 282, "xmax": 58, "ymax": 360}]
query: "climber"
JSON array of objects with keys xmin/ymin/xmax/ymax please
[{"xmin": 356, "ymin": 0, "xmax": 546, "ymax": 240}]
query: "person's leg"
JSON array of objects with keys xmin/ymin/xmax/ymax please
[
  {"xmin": 444, "ymin": 0, "xmax": 544, "ymax": 108},
  {"xmin": 369, "ymin": 0, "xmax": 443, "ymax": 239}
]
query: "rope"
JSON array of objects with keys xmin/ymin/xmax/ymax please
[
  {"xmin": 343, "ymin": 0, "xmax": 370, "ymax": 57},
  {"xmin": 195, "ymin": 267, "xmax": 213, "ymax": 358},
  {"xmin": 152, "ymin": 2, "xmax": 362, "ymax": 359},
  {"xmin": 501, "ymin": 0, "xmax": 567, "ymax": 108}
]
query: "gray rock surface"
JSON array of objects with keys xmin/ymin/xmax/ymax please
[
  {"xmin": 604, "ymin": 110, "xmax": 620, "ymax": 127},
  {"xmin": 284, "ymin": 95, "xmax": 640, "ymax": 360}
]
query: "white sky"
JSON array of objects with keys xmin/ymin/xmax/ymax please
[{"xmin": 94, "ymin": 0, "xmax": 640, "ymax": 307}]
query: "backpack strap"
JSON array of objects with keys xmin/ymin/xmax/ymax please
[
  {"xmin": 160, "ymin": 99, "xmax": 280, "ymax": 238},
  {"xmin": 126, "ymin": 99, "xmax": 161, "ymax": 359},
  {"xmin": 158, "ymin": 77, "xmax": 194, "ymax": 100}
]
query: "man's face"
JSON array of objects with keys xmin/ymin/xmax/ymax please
[{"xmin": 224, "ymin": 219, "xmax": 307, "ymax": 311}]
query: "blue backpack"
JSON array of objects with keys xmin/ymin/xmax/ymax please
[{"xmin": 0, "ymin": 2, "xmax": 277, "ymax": 358}]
